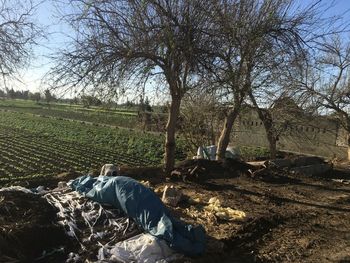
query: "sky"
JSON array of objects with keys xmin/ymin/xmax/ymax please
[
  {"xmin": 15, "ymin": 1, "xmax": 69, "ymax": 94},
  {"xmin": 10, "ymin": 0, "xmax": 350, "ymax": 99}
]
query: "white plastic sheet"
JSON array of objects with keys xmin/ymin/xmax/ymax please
[{"xmin": 98, "ymin": 233, "xmax": 181, "ymax": 263}]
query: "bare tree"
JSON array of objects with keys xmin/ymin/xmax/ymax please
[
  {"xmin": 0, "ymin": 0, "xmax": 38, "ymax": 82},
  {"xmin": 246, "ymin": 49, "xmax": 308, "ymax": 159},
  {"xmin": 295, "ymin": 35, "xmax": 350, "ymax": 160},
  {"xmin": 46, "ymin": 0, "xmax": 210, "ymax": 173},
  {"xmin": 201, "ymin": 0, "xmax": 321, "ymax": 160},
  {"xmin": 248, "ymin": 93, "xmax": 304, "ymax": 158},
  {"xmin": 180, "ymin": 90, "xmax": 222, "ymax": 154}
]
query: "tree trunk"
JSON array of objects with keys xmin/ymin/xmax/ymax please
[
  {"xmin": 216, "ymin": 108, "xmax": 240, "ymax": 160},
  {"xmin": 248, "ymin": 92, "xmax": 277, "ymax": 159},
  {"xmin": 210, "ymin": 124, "xmax": 216, "ymax": 145},
  {"xmin": 267, "ymin": 131, "xmax": 277, "ymax": 159},
  {"xmin": 164, "ymin": 97, "xmax": 181, "ymax": 174}
]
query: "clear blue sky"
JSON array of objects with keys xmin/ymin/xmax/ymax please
[{"xmin": 14, "ymin": 0, "xmax": 350, "ymax": 96}]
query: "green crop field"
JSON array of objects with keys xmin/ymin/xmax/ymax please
[
  {"xmin": 0, "ymin": 99, "xmax": 139, "ymax": 128},
  {"xmin": 0, "ymin": 106, "xmax": 187, "ymax": 184}
]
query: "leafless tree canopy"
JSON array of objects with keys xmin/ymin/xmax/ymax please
[
  {"xmin": 294, "ymin": 35, "xmax": 350, "ymax": 126},
  {"xmin": 47, "ymin": 0, "xmax": 210, "ymax": 95},
  {"xmin": 0, "ymin": 0, "xmax": 38, "ymax": 81},
  {"xmin": 198, "ymin": 0, "xmax": 321, "ymax": 160}
]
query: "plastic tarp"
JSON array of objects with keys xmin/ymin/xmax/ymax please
[
  {"xmin": 44, "ymin": 186, "xmax": 140, "ymax": 249},
  {"xmin": 196, "ymin": 145, "xmax": 240, "ymax": 160},
  {"xmin": 69, "ymin": 175, "xmax": 206, "ymax": 256}
]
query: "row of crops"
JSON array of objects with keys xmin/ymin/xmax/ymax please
[
  {"xmin": 0, "ymin": 110, "xmax": 187, "ymax": 184},
  {"xmin": 0, "ymin": 99, "xmax": 139, "ymax": 128},
  {"xmin": 0, "ymin": 129, "xmax": 148, "ymax": 182}
]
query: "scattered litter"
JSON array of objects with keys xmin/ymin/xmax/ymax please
[
  {"xmin": 97, "ymin": 233, "xmax": 182, "ymax": 263},
  {"xmin": 195, "ymin": 145, "xmax": 217, "ymax": 160},
  {"xmin": 225, "ymin": 146, "xmax": 241, "ymax": 160},
  {"xmin": 33, "ymin": 185, "xmax": 47, "ymax": 194},
  {"xmin": 0, "ymin": 190, "xmax": 69, "ymax": 262}
]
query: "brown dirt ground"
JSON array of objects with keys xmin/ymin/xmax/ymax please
[
  {"xmin": 0, "ymin": 191, "xmax": 73, "ymax": 263},
  {"xmin": 1, "ymin": 161, "xmax": 350, "ymax": 262},
  {"xmin": 123, "ymin": 163, "xmax": 350, "ymax": 263}
]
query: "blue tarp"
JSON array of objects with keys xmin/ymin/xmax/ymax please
[{"xmin": 69, "ymin": 175, "xmax": 206, "ymax": 256}]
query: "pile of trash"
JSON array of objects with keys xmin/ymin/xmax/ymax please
[
  {"xmin": 69, "ymin": 175, "xmax": 206, "ymax": 257},
  {"xmin": 171, "ymin": 158, "xmax": 254, "ymax": 182},
  {"xmin": 44, "ymin": 183, "xmax": 142, "ymax": 262}
]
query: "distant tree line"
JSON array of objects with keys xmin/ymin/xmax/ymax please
[
  {"xmin": 0, "ymin": 88, "xmax": 42, "ymax": 101},
  {"xmin": 0, "ymin": 87, "xmax": 155, "ymax": 112}
]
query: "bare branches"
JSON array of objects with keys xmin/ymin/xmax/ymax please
[
  {"xmin": 0, "ymin": 0, "xmax": 39, "ymax": 81},
  {"xmin": 290, "ymin": 34, "xmax": 350, "ymax": 130},
  {"xmin": 46, "ymin": 0, "xmax": 209, "ymax": 97}
]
